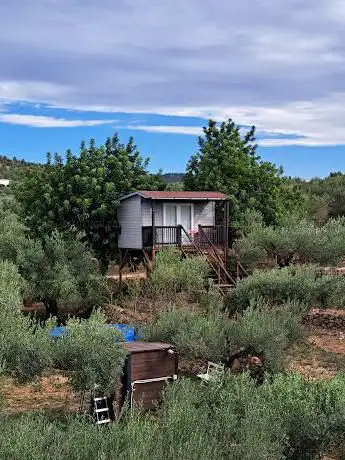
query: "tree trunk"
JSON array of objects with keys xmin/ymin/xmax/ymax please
[
  {"xmin": 100, "ymin": 259, "xmax": 109, "ymax": 276},
  {"xmin": 43, "ymin": 298, "xmax": 59, "ymax": 317}
]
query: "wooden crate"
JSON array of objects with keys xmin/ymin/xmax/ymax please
[{"xmin": 121, "ymin": 341, "xmax": 178, "ymax": 411}]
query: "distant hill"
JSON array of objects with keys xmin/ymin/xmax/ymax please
[
  {"xmin": 0, "ymin": 155, "xmax": 40, "ymax": 181},
  {"xmin": 162, "ymin": 173, "xmax": 185, "ymax": 184},
  {"xmin": 0, "ymin": 155, "xmax": 184, "ymax": 187}
]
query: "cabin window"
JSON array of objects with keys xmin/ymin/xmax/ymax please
[
  {"xmin": 164, "ymin": 203, "xmax": 178, "ymax": 226},
  {"xmin": 163, "ymin": 203, "xmax": 194, "ymax": 232}
]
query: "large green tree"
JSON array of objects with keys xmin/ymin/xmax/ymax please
[
  {"xmin": 296, "ymin": 172, "xmax": 345, "ymax": 221},
  {"xmin": 19, "ymin": 231, "xmax": 103, "ymax": 317},
  {"xmin": 15, "ymin": 134, "xmax": 164, "ymax": 271},
  {"xmin": 184, "ymin": 119, "xmax": 295, "ymax": 227},
  {"xmin": 0, "ymin": 197, "xmax": 103, "ymax": 317}
]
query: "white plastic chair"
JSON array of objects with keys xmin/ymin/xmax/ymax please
[{"xmin": 197, "ymin": 361, "xmax": 225, "ymax": 382}]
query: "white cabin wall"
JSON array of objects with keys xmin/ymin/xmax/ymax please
[
  {"xmin": 118, "ymin": 195, "xmax": 142, "ymax": 249},
  {"xmin": 193, "ymin": 201, "xmax": 215, "ymax": 227},
  {"xmin": 141, "ymin": 199, "xmax": 163, "ymax": 226}
]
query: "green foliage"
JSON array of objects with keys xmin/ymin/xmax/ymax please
[
  {"xmin": 184, "ymin": 119, "xmax": 292, "ymax": 226},
  {"xmin": 285, "ymin": 172, "xmax": 345, "ymax": 224},
  {"xmin": 2, "ymin": 373, "xmax": 345, "ymax": 459},
  {"xmin": 0, "ymin": 261, "xmax": 52, "ymax": 382},
  {"xmin": 0, "ymin": 196, "xmax": 28, "ymax": 265},
  {"xmin": 227, "ymin": 265, "xmax": 345, "ymax": 313},
  {"xmin": 143, "ymin": 307, "xmax": 231, "ymax": 361},
  {"xmin": 235, "ymin": 211, "xmax": 345, "ymax": 269},
  {"xmin": 0, "ymin": 261, "xmax": 122, "ymax": 389},
  {"xmin": 0, "ymin": 194, "xmax": 103, "ymax": 315},
  {"xmin": 18, "ymin": 231, "xmax": 102, "ymax": 315},
  {"xmin": 15, "ymin": 135, "xmax": 165, "ymax": 270},
  {"xmin": 295, "ymin": 171, "xmax": 345, "ymax": 221},
  {"xmin": 165, "ymin": 182, "xmax": 184, "ymax": 191},
  {"xmin": 162, "ymin": 172, "xmax": 185, "ymax": 184},
  {"xmin": 0, "ymin": 260, "xmax": 25, "ymax": 315},
  {"xmin": 228, "ymin": 302, "xmax": 304, "ymax": 373},
  {"xmin": 52, "ymin": 310, "xmax": 126, "ymax": 393},
  {"xmin": 148, "ymin": 250, "xmax": 209, "ymax": 299},
  {"xmin": 144, "ymin": 299, "xmax": 302, "ymax": 371},
  {"xmin": 0, "ymin": 154, "xmax": 40, "ymax": 181}
]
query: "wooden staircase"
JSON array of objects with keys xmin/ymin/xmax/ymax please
[
  {"xmin": 179, "ymin": 226, "xmax": 238, "ymax": 296},
  {"xmin": 142, "ymin": 224, "xmax": 248, "ymax": 296}
]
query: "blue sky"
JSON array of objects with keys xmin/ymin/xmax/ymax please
[{"xmin": 1, "ymin": 0, "xmax": 345, "ymax": 178}]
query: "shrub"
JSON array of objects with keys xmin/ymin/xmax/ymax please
[
  {"xmin": 148, "ymin": 250, "xmax": 209, "ymax": 299},
  {"xmin": 227, "ymin": 301, "xmax": 304, "ymax": 372},
  {"xmin": 268, "ymin": 373, "xmax": 345, "ymax": 459},
  {"xmin": 0, "ymin": 261, "xmax": 52, "ymax": 382},
  {"xmin": 0, "ymin": 260, "xmax": 25, "ymax": 316},
  {"xmin": 235, "ymin": 211, "xmax": 345, "ymax": 270},
  {"xmin": 2, "ymin": 317, "xmax": 53, "ymax": 382},
  {"xmin": 52, "ymin": 310, "xmax": 126, "ymax": 393},
  {"xmin": 2, "ymin": 373, "xmax": 345, "ymax": 459},
  {"xmin": 226, "ymin": 265, "xmax": 345, "ymax": 313},
  {"xmin": 18, "ymin": 231, "xmax": 103, "ymax": 316},
  {"xmin": 143, "ymin": 307, "xmax": 231, "ymax": 361},
  {"xmin": 144, "ymin": 299, "xmax": 303, "ymax": 371}
]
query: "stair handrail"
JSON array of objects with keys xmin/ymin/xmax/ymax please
[
  {"xmin": 179, "ymin": 225, "xmax": 205, "ymax": 258},
  {"xmin": 179, "ymin": 226, "xmax": 221, "ymax": 278},
  {"xmin": 198, "ymin": 225, "xmax": 227, "ymax": 265},
  {"xmin": 198, "ymin": 225, "xmax": 236, "ymax": 285}
]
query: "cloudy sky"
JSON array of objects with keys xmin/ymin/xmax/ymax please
[{"xmin": 1, "ymin": 0, "xmax": 345, "ymax": 177}]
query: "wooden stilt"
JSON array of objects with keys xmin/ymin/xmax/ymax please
[
  {"xmin": 119, "ymin": 250, "xmax": 123, "ymax": 291},
  {"xmin": 142, "ymin": 249, "xmax": 152, "ymax": 275},
  {"xmin": 151, "ymin": 199, "xmax": 156, "ymax": 261},
  {"xmin": 119, "ymin": 249, "xmax": 129, "ymax": 292}
]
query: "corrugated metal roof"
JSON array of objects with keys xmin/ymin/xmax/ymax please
[{"xmin": 120, "ymin": 190, "xmax": 228, "ymax": 201}]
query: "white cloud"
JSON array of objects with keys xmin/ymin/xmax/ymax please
[
  {"xmin": 126, "ymin": 125, "xmax": 203, "ymax": 136},
  {"xmin": 120, "ymin": 93, "xmax": 345, "ymax": 146},
  {"xmin": 1, "ymin": 0, "xmax": 345, "ymax": 146},
  {"xmin": 0, "ymin": 114, "xmax": 115, "ymax": 128}
]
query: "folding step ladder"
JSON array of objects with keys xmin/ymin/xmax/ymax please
[{"xmin": 93, "ymin": 396, "xmax": 111, "ymax": 425}]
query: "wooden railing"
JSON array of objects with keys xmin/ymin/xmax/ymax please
[
  {"xmin": 142, "ymin": 225, "xmax": 227, "ymax": 248},
  {"xmin": 197, "ymin": 225, "xmax": 227, "ymax": 248},
  {"xmin": 142, "ymin": 226, "xmax": 181, "ymax": 247}
]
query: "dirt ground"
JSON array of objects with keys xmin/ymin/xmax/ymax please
[
  {"xmin": 0, "ymin": 373, "xmax": 80, "ymax": 415},
  {"xmin": 287, "ymin": 309, "xmax": 345, "ymax": 380}
]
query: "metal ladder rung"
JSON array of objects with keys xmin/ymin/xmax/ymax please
[
  {"xmin": 95, "ymin": 407, "xmax": 109, "ymax": 413},
  {"xmin": 97, "ymin": 419, "xmax": 111, "ymax": 425},
  {"xmin": 94, "ymin": 397, "xmax": 107, "ymax": 402}
]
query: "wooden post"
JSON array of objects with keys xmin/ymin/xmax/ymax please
[
  {"xmin": 223, "ymin": 199, "xmax": 230, "ymax": 265},
  {"xmin": 151, "ymin": 199, "xmax": 156, "ymax": 261},
  {"xmin": 142, "ymin": 249, "xmax": 151, "ymax": 276},
  {"xmin": 119, "ymin": 249, "xmax": 128, "ymax": 292},
  {"xmin": 177, "ymin": 225, "xmax": 182, "ymax": 248}
]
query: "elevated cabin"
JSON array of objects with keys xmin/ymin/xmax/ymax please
[
  {"xmin": 118, "ymin": 191, "xmax": 235, "ymax": 287},
  {"xmin": 118, "ymin": 190, "xmax": 229, "ymax": 252}
]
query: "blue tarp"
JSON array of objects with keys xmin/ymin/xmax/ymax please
[
  {"xmin": 106, "ymin": 323, "xmax": 136, "ymax": 342},
  {"xmin": 48, "ymin": 323, "xmax": 139, "ymax": 342},
  {"xmin": 49, "ymin": 326, "xmax": 68, "ymax": 338}
]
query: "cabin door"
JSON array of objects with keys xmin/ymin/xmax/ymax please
[
  {"xmin": 163, "ymin": 203, "xmax": 193, "ymax": 244},
  {"xmin": 179, "ymin": 204, "xmax": 193, "ymax": 243}
]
